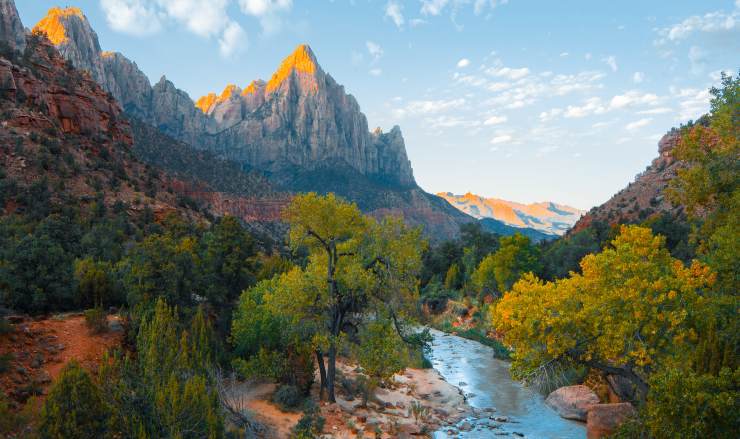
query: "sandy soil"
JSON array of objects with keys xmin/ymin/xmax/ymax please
[
  {"xmin": 0, "ymin": 313, "xmax": 124, "ymax": 406},
  {"xmin": 236, "ymin": 359, "xmax": 472, "ymax": 438}
]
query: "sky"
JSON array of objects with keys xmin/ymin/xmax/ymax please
[{"xmin": 15, "ymin": 0, "xmax": 740, "ymax": 209}]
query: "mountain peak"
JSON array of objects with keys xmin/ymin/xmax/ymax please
[
  {"xmin": 33, "ymin": 7, "xmax": 86, "ymax": 45},
  {"xmin": 266, "ymin": 43, "xmax": 320, "ymax": 93}
]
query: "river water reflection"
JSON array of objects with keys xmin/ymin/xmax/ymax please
[{"xmin": 429, "ymin": 329, "xmax": 585, "ymax": 439}]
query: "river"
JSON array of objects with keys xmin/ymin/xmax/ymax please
[{"xmin": 429, "ymin": 329, "xmax": 586, "ymax": 439}]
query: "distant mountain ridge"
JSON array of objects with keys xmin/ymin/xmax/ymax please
[
  {"xmin": 438, "ymin": 192, "xmax": 584, "ymax": 236},
  {"xmin": 29, "ymin": 5, "xmax": 473, "ymax": 239}
]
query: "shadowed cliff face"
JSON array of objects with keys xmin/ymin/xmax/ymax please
[
  {"xmin": 0, "ymin": 0, "xmax": 25, "ymax": 52},
  {"xmin": 29, "ymin": 6, "xmax": 472, "ymax": 240}
]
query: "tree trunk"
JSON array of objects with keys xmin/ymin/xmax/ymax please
[
  {"xmin": 327, "ymin": 344, "xmax": 337, "ymax": 403},
  {"xmin": 316, "ymin": 350, "xmax": 327, "ymax": 400}
]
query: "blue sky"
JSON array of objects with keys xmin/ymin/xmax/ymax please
[{"xmin": 16, "ymin": 1, "xmax": 740, "ymax": 209}]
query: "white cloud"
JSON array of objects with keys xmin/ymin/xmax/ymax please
[
  {"xmin": 101, "ymin": 0, "xmax": 250, "ymax": 57},
  {"xmin": 609, "ymin": 91, "xmax": 659, "ymax": 109},
  {"xmin": 218, "ymin": 21, "xmax": 247, "ymax": 57},
  {"xmin": 366, "ymin": 41, "xmax": 384, "ymax": 62},
  {"xmin": 564, "ymin": 97, "xmax": 606, "ymax": 118},
  {"xmin": 539, "ymin": 108, "xmax": 563, "ymax": 122},
  {"xmin": 369, "ymin": 68, "xmax": 383, "ymax": 76},
  {"xmin": 626, "ymin": 118, "xmax": 652, "ymax": 131},
  {"xmin": 633, "ymin": 72, "xmax": 644, "ymax": 83},
  {"xmin": 385, "ymin": 1, "xmax": 404, "ymax": 28},
  {"xmin": 239, "ymin": 0, "xmax": 292, "ymax": 17},
  {"xmin": 655, "ymin": 9, "xmax": 739, "ymax": 44},
  {"xmin": 100, "ymin": 0, "xmax": 162, "ymax": 36},
  {"xmin": 490, "ymin": 134, "xmax": 512, "ymax": 144},
  {"xmin": 393, "ymin": 98, "xmax": 466, "ymax": 118},
  {"xmin": 239, "ymin": 0, "xmax": 292, "ymax": 35},
  {"xmin": 420, "ymin": 0, "xmax": 450, "ymax": 16},
  {"xmin": 603, "ymin": 55, "xmax": 618, "ymax": 72},
  {"xmin": 483, "ymin": 115, "xmax": 507, "ymax": 125},
  {"xmin": 485, "ymin": 65, "xmax": 530, "ymax": 80},
  {"xmin": 560, "ymin": 52, "xmax": 569, "ymax": 57},
  {"xmin": 671, "ymin": 87, "xmax": 711, "ymax": 120},
  {"xmin": 457, "ymin": 58, "xmax": 471, "ymax": 68},
  {"xmin": 637, "ymin": 107, "xmax": 672, "ymax": 115},
  {"xmin": 410, "ymin": 18, "xmax": 427, "ymax": 27}
]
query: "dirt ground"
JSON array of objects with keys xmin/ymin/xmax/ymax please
[
  {"xmin": 0, "ymin": 313, "xmax": 124, "ymax": 407},
  {"xmin": 235, "ymin": 359, "xmax": 472, "ymax": 438}
]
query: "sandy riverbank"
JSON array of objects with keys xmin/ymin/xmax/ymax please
[{"xmin": 241, "ymin": 359, "xmax": 473, "ymax": 438}]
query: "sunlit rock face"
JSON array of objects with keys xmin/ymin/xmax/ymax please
[
  {"xmin": 196, "ymin": 45, "xmax": 416, "ymax": 188},
  {"xmin": 0, "ymin": 0, "xmax": 25, "ymax": 52},
  {"xmin": 438, "ymin": 192, "xmax": 585, "ymax": 236},
  {"xmin": 33, "ymin": 7, "xmax": 106, "ymax": 86}
]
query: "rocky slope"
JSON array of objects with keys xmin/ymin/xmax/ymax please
[
  {"xmin": 0, "ymin": 31, "xmax": 195, "ymax": 221},
  {"xmin": 571, "ymin": 131, "xmax": 684, "ymax": 233},
  {"xmin": 439, "ymin": 192, "xmax": 584, "ymax": 236},
  {"xmin": 30, "ymin": 6, "xmax": 470, "ymax": 239}
]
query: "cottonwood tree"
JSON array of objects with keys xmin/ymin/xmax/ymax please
[
  {"xmin": 240, "ymin": 193, "xmax": 424, "ymax": 403},
  {"xmin": 492, "ymin": 226, "xmax": 714, "ymax": 402}
]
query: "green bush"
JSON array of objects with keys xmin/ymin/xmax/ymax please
[
  {"xmin": 272, "ymin": 385, "xmax": 304, "ymax": 412},
  {"xmin": 39, "ymin": 361, "xmax": 109, "ymax": 438},
  {"xmin": 0, "ymin": 353, "xmax": 12, "ymax": 374},
  {"xmin": 83, "ymin": 308, "xmax": 108, "ymax": 334},
  {"xmin": 290, "ymin": 402, "xmax": 325, "ymax": 439}
]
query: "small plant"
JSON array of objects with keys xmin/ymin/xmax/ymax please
[
  {"xmin": 0, "ymin": 353, "xmax": 13, "ymax": 374},
  {"xmin": 83, "ymin": 308, "xmax": 108, "ymax": 334},
  {"xmin": 0, "ymin": 318, "xmax": 13, "ymax": 335},
  {"xmin": 408, "ymin": 400, "xmax": 429, "ymax": 425},
  {"xmin": 272, "ymin": 384, "xmax": 303, "ymax": 411},
  {"xmin": 290, "ymin": 402, "xmax": 324, "ymax": 439}
]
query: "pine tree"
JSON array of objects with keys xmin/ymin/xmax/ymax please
[{"xmin": 39, "ymin": 361, "xmax": 109, "ymax": 439}]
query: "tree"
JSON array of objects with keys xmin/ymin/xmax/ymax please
[
  {"xmin": 201, "ymin": 216, "xmax": 257, "ymax": 304},
  {"xmin": 39, "ymin": 361, "xmax": 109, "ymax": 439},
  {"xmin": 74, "ymin": 257, "xmax": 113, "ymax": 309},
  {"xmin": 444, "ymin": 263, "xmax": 462, "ymax": 290},
  {"xmin": 356, "ymin": 320, "xmax": 407, "ymax": 384},
  {"xmin": 275, "ymin": 193, "xmax": 423, "ymax": 402},
  {"xmin": 472, "ymin": 233, "xmax": 541, "ymax": 297},
  {"xmin": 492, "ymin": 226, "xmax": 714, "ymax": 402}
]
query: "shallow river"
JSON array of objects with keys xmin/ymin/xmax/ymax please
[{"xmin": 429, "ymin": 329, "xmax": 585, "ymax": 439}]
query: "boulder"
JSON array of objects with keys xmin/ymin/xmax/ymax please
[
  {"xmin": 545, "ymin": 385, "xmax": 600, "ymax": 421},
  {"xmin": 587, "ymin": 403, "xmax": 637, "ymax": 439}
]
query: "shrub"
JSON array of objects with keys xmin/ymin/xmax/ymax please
[
  {"xmin": 39, "ymin": 361, "xmax": 109, "ymax": 438},
  {"xmin": 0, "ymin": 353, "xmax": 12, "ymax": 374},
  {"xmin": 272, "ymin": 385, "xmax": 303, "ymax": 412},
  {"xmin": 290, "ymin": 402, "xmax": 324, "ymax": 439},
  {"xmin": 84, "ymin": 308, "xmax": 108, "ymax": 334}
]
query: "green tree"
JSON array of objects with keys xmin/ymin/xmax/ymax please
[
  {"xmin": 444, "ymin": 263, "xmax": 462, "ymax": 290},
  {"xmin": 492, "ymin": 226, "xmax": 714, "ymax": 401},
  {"xmin": 472, "ymin": 233, "xmax": 541, "ymax": 297},
  {"xmin": 39, "ymin": 361, "xmax": 109, "ymax": 439},
  {"xmin": 257, "ymin": 193, "xmax": 424, "ymax": 403},
  {"xmin": 74, "ymin": 257, "xmax": 113, "ymax": 308},
  {"xmin": 201, "ymin": 216, "xmax": 256, "ymax": 304},
  {"xmin": 356, "ymin": 320, "xmax": 407, "ymax": 384}
]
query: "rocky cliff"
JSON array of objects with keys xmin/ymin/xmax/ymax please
[
  {"xmin": 438, "ymin": 192, "xmax": 584, "ymax": 236},
  {"xmin": 571, "ymin": 131, "xmax": 684, "ymax": 233},
  {"xmin": 0, "ymin": 0, "xmax": 25, "ymax": 52},
  {"xmin": 195, "ymin": 45, "xmax": 415, "ymax": 187},
  {"xmin": 29, "ymin": 6, "xmax": 470, "ymax": 239}
]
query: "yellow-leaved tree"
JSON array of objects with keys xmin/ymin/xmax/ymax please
[{"xmin": 492, "ymin": 225, "xmax": 714, "ymax": 401}]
